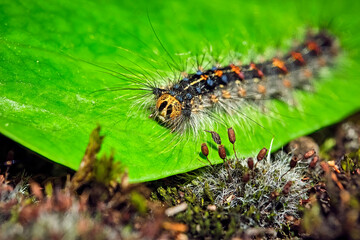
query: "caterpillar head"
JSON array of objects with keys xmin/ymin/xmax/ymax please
[{"xmin": 155, "ymin": 93, "xmax": 182, "ymax": 122}]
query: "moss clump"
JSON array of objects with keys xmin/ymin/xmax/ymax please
[{"xmin": 153, "ymin": 127, "xmax": 321, "ymax": 239}]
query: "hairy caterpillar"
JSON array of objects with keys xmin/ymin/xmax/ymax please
[{"xmin": 125, "ymin": 31, "xmax": 338, "ymax": 135}]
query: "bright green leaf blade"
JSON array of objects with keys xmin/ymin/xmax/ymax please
[{"xmin": 0, "ymin": 0, "xmax": 359, "ymax": 182}]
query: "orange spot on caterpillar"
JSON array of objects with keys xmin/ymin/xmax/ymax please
[
  {"xmin": 230, "ymin": 64, "xmax": 244, "ymax": 80},
  {"xmin": 215, "ymin": 70, "xmax": 223, "ymax": 77},
  {"xmin": 307, "ymin": 41, "xmax": 320, "ymax": 55},
  {"xmin": 238, "ymin": 87, "xmax": 246, "ymax": 97},
  {"xmin": 200, "ymin": 75, "xmax": 208, "ymax": 81},
  {"xmin": 210, "ymin": 94, "xmax": 219, "ymax": 103},
  {"xmin": 272, "ymin": 58, "xmax": 288, "ymax": 74},
  {"xmin": 282, "ymin": 79, "xmax": 292, "ymax": 88},
  {"xmin": 304, "ymin": 69, "xmax": 313, "ymax": 78},
  {"xmin": 291, "ymin": 51, "xmax": 306, "ymax": 65},
  {"xmin": 221, "ymin": 90, "xmax": 231, "ymax": 99},
  {"xmin": 318, "ymin": 57, "xmax": 327, "ymax": 67},
  {"xmin": 257, "ymin": 84, "xmax": 266, "ymax": 94},
  {"xmin": 250, "ymin": 63, "xmax": 264, "ymax": 78}
]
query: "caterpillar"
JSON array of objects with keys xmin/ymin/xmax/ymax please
[{"xmin": 126, "ymin": 31, "xmax": 338, "ymax": 136}]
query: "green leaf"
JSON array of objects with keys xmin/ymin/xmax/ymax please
[{"xmin": 1, "ymin": 0, "xmax": 359, "ymax": 182}]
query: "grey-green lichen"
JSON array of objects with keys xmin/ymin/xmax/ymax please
[{"xmin": 187, "ymin": 151, "xmax": 309, "ymax": 228}]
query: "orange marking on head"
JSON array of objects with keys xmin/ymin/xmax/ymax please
[
  {"xmin": 291, "ymin": 51, "xmax": 306, "ymax": 65},
  {"xmin": 230, "ymin": 64, "xmax": 244, "ymax": 80},
  {"xmin": 307, "ymin": 41, "xmax": 320, "ymax": 54},
  {"xmin": 215, "ymin": 70, "xmax": 223, "ymax": 77},
  {"xmin": 250, "ymin": 63, "xmax": 264, "ymax": 78},
  {"xmin": 257, "ymin": 84, "xmax": 266, "ymax": 94},
  {"xmin": 272, "ymin": 58, "xmax": 288, "ymax": 74},
  {"xmin": 155, "ymin": 94, "xmax": 182, "ymax": 121}
]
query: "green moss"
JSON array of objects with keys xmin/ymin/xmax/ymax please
[{"xmin": 130, "ymin": 192, "xmax": 147, "ymax": 214}]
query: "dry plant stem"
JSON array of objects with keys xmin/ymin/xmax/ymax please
[
  {"xmin": 206, "ymin": 156, "xmax": 214, "ymax": 167},
  {"xmin": 232, "ymin": 144, "xmax": 239, "ymax": 162},
  {"xmin": 281, "ymin": 169, "xmax": 292, "ymax": 179},
  {"xmin": 224, "ymin": 158, "xmax": 233, "ymax": 182}
]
